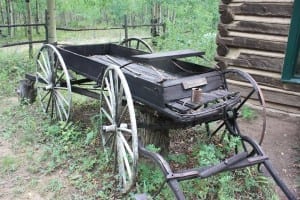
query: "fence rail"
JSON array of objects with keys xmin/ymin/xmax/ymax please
[
  {"xmin": 0, "ymin": 15, "xmax": 165, "ymax": 50},
  {"xmin": 0, "ymin": 23, "xmax": 45, "ymax": 28}
]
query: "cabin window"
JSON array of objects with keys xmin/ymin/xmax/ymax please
[{"xmin": 282, "ymin": 0, "xmax": 300, "ymax": 84}]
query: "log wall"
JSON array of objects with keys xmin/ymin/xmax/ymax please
[{"xmin": 216, "ymin": 0, "xmax": 300, "ymax": 114}]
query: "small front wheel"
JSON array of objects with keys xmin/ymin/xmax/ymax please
[{"xmin": 36, "ymin": 44, "xmax": 72, "ymax": 121}]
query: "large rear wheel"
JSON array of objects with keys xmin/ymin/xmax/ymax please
[{"xmin": 99, "ymin": 65, "xmax": 138, "ymax": 193}]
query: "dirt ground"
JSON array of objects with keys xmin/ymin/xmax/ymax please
[
  {"xmin": 0, "ymin": 96, "xmax": 299, "ymax": 199},
  {"xmin": 239, "ymin": 108, "xmax": 300, "ymax": 199}
]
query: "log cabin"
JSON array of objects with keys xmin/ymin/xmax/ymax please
[{"xmin": 216, "ymin": 0, "xmax": 300, "ymax": 114}]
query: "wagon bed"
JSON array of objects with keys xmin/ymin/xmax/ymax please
[{"xmin": 57, "ymin": 43, "xmax": 240, "ymax": 123}]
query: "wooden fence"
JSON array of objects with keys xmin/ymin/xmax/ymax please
[{"xmin": 0, "ymin": 15, "xmax": 165, "ymax": 48}]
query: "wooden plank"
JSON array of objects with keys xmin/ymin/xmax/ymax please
[
  {"xmin": 229, "ymin": 48, "xmax": 285, "ymax": 58},
  {"xmin": 227, "ymin": 81, "xmax": 300, "ymax": 108},
  {"xmin": 234, "ymin": 15, "xmax": 291, "ymax": 24},
  {"xmin": 218, "ymin": 22, "xmax": 290, "ymax": 36},
  {"xmin": 220, "ymin": 3, "xmax": 293, "ymax": 17},
  {"xmin": 215, "ymin": 53, "xmax": 283, "ymax": 72},
  {"xmin": 132, "ymin": 49, "xmax": 205, "ymax": 61},
  {"xmin": 216, "ymin": 35, "xmax": 287, "ymax": 53},
  {"xmin": 226, "ymin": 67, "xmax": 300, "ymax": 91}
]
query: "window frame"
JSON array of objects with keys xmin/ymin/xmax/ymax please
[{"xmin": 282, "ymin": 0, "xmax": 300, "ymax": 84}]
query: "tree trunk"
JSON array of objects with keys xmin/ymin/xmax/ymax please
[
  {"xmin": 26, "ymin": 0, "xmax": 33, "ymax": 58},
  {"xmin": 136, "ymin": 106, "xmax": 170, "ymax": 156},
  {"xmin": 0, "ymin": 0, "xmax": 4, "ymax": 24},
  {"xmin": 35, "ymin": 0, "xmax": 40, "ymax": 34},
  {"xmin": 7, "ymin": 0, "xmax": 13, "ymax": 37},
  {"xmin": 46, "ymin": 0, "xmax": 57, "ymax": 44}
]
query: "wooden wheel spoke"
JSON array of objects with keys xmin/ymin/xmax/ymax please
[
  {"xmin": 118, "ymin": 105, "xmax": 128, "ymax": 123},
  {"xmin": 54, "ymin": 91, "xmax": 69, "ymax": 120},
  {"xmin": 55, "ymin": 72, "xmax": 65, "ymax": 85},
  {"xmin": 45, "ymin": 91, "xmax": 52, "ymax": 113},
  {"xmin": 55, "ymin": 90, "xmax": 70, "ymax": 107},
  {"xmin": 36, "ymin": 72, "xmax": 49, "ymax": 84},
  {"xmin": 37, "ymin": 60, "xmax": 49, "ymax": 79},
  {"xmin": 118, "ymin": 137, "xmax": 132, "ymax": 180},
  {"xmin": 101, "ymin": 107, "xmax": 113, "ymax": 124},
  {"xmin": 103, "ymin": 131, "xmax": 115, "ymax": 147},
  {"xmin": 108, "ymin": 71, "xmax": 116, "ymax": 111},
  {"xmin": 40, "ymin": 51, "xmax": 51, "ymax": 74},
  {"xmin": 103, "ymin": 93, "xmax": 113, "ymax": 116},
  {"xmin": 118, "ymin": 145, "xmax": 127, "ymax": 185},
  {"xmin": 53, "ymin": 94, "xmax": 64, "ymax": 120},
  {"xmin": 51, "ymin": 93, "xmax": 55, "ymax": 119},
  {"xmin": 105, "ymin": 77, "xmax": 115, "ymax": 115},
  {"xmin": 118, "ymin": 131, "xmax": 134, "ymax": 159}
]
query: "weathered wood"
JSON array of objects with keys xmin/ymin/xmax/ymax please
[
  {"xmin": 217, "ymin": 35, "xmax": 287, "ymax": 53},
  {"xmin": 136, "ymin": 107, "xmax": 170, "ymax": 156},
  {"xmin": 220, "ymin": 3, "xmax": 293, "ymax": 17},
  {"xmin": 220, "ymin": 8, "xmax": 234, "ymax": 24},
  {"xmin": 219, "ymin": 22, "xmax": 290, "ymax": 36},
  {"xmin": 215, "ymin": 54, "xmax": 283, "ymax": 73},
  {"xmin": 227, "ymin": 69, "xmax": 300, "ymax": 91},
  {"xmin": 221, "ymin": 0, "xmax": 232, "ymax": 4},
  {"xmin": 217, "ymin": 43, "xmax": 230, "ymax": 56},
  {"xmin": 218, "ymin": 23, "xmax": 229, "ymax": 37},
  {"xmin": 216, "ymin": 60, "xmax": 227, "ymax": 70},
  {"xmin": 227, "ymin": 81, "xmax": 300, "ymax": 108}
]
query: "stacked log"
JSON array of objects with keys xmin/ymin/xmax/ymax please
[{"xmin": 216, "ymin": 0, "xmax": 300, "ymax": 113}]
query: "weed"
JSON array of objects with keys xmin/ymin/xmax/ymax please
[
  {"xmin": 45, "ymin": 178, "xmax": 64, "ymax": 192},
  {"xmin": 145, "ymin": 144, "xmax": 161, "ymax": 153},
  {"xmin": 241, "ymin": 106, "xmax": 257, "ymax": 120},
  {"xmin": 168, "ymin": 153, "xmax": 188, "ymax": 164},
  {"xmin": 1, "ymin": 156, "xmax": 19, "ymax": 173}
]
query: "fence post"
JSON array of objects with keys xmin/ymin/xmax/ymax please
[
  {"xmin": 25, "ymin": 0, "xmax": 33, "ymax": 58},
  {"xmin": 46, "ymin": 0, "xmax": 57, "ymax": 44},
  {"xmin": 45, "ymin": 10, "xmax": 48, "ymax": 43},
  {"xmin": 124, "ymin": 15, "xmax": 128, "ymax": 42}
]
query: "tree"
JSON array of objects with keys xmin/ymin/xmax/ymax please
[
  {"xmin": 0, "ymin": 0, "xmax": 4, "ymax": 24},
  {"xmin": 26, "ymin": 0, "xmax": 33, "ymax": 58},
  {"xmin": 47, "ymin": 0, "xmax": 56, "ymax": 43},
  {"xmin": 5, "ymin": 0, "xmax": 14, "ymax": 37},
  {"xmin": 35, "ymin": 0, "xmax": 40, "ymax": 34}
]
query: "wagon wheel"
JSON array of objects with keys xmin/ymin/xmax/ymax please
[
  {"xmin": 36, "ymin": 44, "xmax": 72, "ymax": 121},
  {"xmin": 120, "ymin": 37, "xmax": 153, "ymax": 53},
  {"xmin": 222, "ymin": 68, "xmax": 266, "ymax": 145},
  {"xmin": 99, "ymin": 65, "xmax": 138, "ymax": 193}
]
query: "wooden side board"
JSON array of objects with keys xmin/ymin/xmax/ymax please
[
  {"xmin": 220, "ymin": 3, "xmax": 293, "ymax": 23},
  {"xmin": 218, "ymin": 22, "xmax": 290, "ymax": 37},
  {"xmin": 228, "ymin": 81, "xmax": 300, "ymax": 111},
  {"xmin": 217, "ymin": 35, "xmax": 287, "ymax": 53},
  {"xmin": 215, "ymin": 53, "xmax": 283, "ymax": 72}
]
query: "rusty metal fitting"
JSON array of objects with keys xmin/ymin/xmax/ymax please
[{"xmin": 191, "ymin": 88, "xmax": 202, "ymax": 103}]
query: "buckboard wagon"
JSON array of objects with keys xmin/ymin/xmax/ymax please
[{"xmin": 24, "ymin": 38, "xmax": 296, "ymax": 199}]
